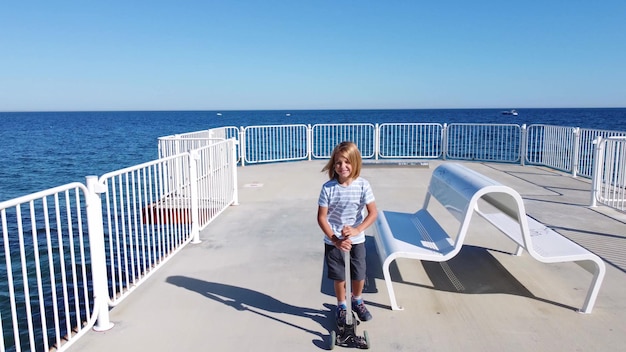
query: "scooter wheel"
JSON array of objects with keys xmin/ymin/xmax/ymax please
[
  {"xmin": 363, "ymin": 330, "xmax": 370, "ymax": 349},
  {"xmin": 329, "ymin": 330, "xmax": 336, "ymax": 350}
]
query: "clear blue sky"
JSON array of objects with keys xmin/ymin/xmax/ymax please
[{"xmin": 1, "ymin": 0, "xmax": 625, "ymax": 111}]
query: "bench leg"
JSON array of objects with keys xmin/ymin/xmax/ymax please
[
  {"xmin": 578, "ymin": 259, "xmax": 606, "ymax": 314},
  {"xmin": 383, "ymin": 258, "xmax": 404, "ymax": 311}
]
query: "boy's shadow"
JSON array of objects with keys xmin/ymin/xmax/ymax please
[{"xmin": 167, "ymin": 276, "xmax": 334, "ymax": 349}]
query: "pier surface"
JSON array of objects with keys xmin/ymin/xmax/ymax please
[{"xmin": 68, "ymin": 160, "xmax": 626, "ymax": 352}]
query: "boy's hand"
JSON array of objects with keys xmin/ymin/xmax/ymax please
[
  {"xmin": 341, "ymin": 225, "xmax": 358, "ymax": 238},
  {"xmin": 336, "ymin": 237, "xmax": 352, "ymax": 251}
]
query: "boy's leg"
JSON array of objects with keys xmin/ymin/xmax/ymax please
[
  {"xmin": 350, "ymin": 244, "xmax": 372, "ymax": 321},
  {"xmin": 334, "ymin": 280, "xmax": 347, "ymax": 325},
  {"xmin": 351, "ymin": 279, "xmax": 364, "ymax": 297},
  {"xmin": 334, "ymin": 280, "xmax": 347, "ymax": 302},
  {"xmin": 326, "ymin": 245, "xmax": 349, "ymax": 325},
  {"xmin": 351, "ymin": 280, "xmax": 372, "ymax": 321}
]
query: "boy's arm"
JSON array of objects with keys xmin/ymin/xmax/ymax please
[
  {"xmin": 317, "ymin": 206, "xmax": 336, "ymax": 242},
  {"xmin": 318, "ymin": 206, "xmax": 351, "ymax": 249},
  {"xmin": 343, "ymin": 201, "xmax": 378, "ymax": 237}
]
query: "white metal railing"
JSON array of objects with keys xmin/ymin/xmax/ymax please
[
  {"xmin": 526, "ymin": 125, "xmax": 576, "ymax": 173},
  {"xmin": 157, "ymin": 126, "xmax": 239, "ymax": 159},
  {"xmin": 0, "ymin": 183, "xmax": 99, "ymax": 352},
  {"xmin": 219, "ymin": 123, "xmax": 626, "ymax": 182},
  {"xmin": 578, "ymin": 128, "xmax": 626, "ymax": 178},
  {"xmin": 243, "ymin": 124, "xmax": 309, "ymax": 164},
  {"xmin": 591, "ymin": 136, "xmax": 626, "ymax": 212},
  {"xmin": 311, "ymin": 123, "xmax": 376, "ymax": 159},
  {"xmin": 99, "ymin": 153, "xmax": 195, "ymax": 306},
  {"xmin": 525, "ymin": 125, "xmax": 626, "ymax": 178},
  {"xmin": 194, "ymin": 139, "xmax": 239, "ymax": 228},
  {"xmin": 445, "ymin": 123, "xmax": 521, "ymax": 162},
  {"xmin": 378, "ymin": 123, "xmax": 443, "ymax": 159},
  {"xmin": 1, "ymin": 138, "xmax": 238, "ymax": 352},
  {"xmin": 99, "ymin": 138, "xmax": 238, "ymax": 306}
]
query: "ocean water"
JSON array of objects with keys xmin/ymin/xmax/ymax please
[{"xmin": 1, "ymin": 108, "xmax": 625, "ymax": 202}]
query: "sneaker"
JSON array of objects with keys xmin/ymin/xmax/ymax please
[
  {"xmin": 352, "ymin": 299, "xmax": 372, "ymax": 321},
  {"xmin": 336, "ymin": 304, "xmax": 347, "ymax": 325}
]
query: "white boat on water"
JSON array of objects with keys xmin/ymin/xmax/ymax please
[{"xmin": 501, "ymin": 109, "xmax": 518, "ymax": 116}]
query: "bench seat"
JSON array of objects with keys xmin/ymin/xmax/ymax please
[
  {"xmin": 479, "ymin": 211, "xmax": 593, "ymax": 260},
  {"xmin": 375, "ymin": 209, "xmax": 455, "ymax": 261}
]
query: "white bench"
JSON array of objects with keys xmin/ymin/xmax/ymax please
[{"xmin": 373, "ymin": 163, "xmax": 606, "ymax": 313}]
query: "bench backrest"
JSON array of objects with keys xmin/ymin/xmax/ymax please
[{"xmin": 426, "ymin": 163, "xmax": 530, "ymax": 249}]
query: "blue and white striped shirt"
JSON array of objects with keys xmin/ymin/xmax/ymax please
[{"xmin": 318, "ymin": 177, "xmax": 375, "ymax": 245}]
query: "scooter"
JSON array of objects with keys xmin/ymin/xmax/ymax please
[{"xmin": 330, "ymin": 250, "xmax": 370, "ymax": 349}]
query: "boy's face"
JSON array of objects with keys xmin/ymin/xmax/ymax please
[{"xmin": 334, "ymin": 155, "xmax": 352, "ymax": 183}]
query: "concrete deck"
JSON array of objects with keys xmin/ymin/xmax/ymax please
[{"xmin": 68, "ymin": 160, "xmax": 626, "ymax": 351}]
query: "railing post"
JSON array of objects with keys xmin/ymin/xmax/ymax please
[
  {"xmin": 307, "ymin": 124, "xmax": 312, "ymax": 161},
  {"xmin": 157, "ymin": 138, "xmax": 164, "ymax": 159},
  {"xmin": 231, "ymin": 139, "xmax": 240, "ymax": 206},
  {"xmin": 85, "ymin": 176, "xmax": 114, "ymax": 332},
  {"xmin": 572, "ymin": 127, "xmax": 581, "ymax": 177},
  {"xmin": 520, "ymin": 124, "xmax": 527, "ymax": 166},
  {"xmin": 239, "ymin": 126, "xmax": 246, "ymax": 167},
  {"xmin": 189, "ymin": 150, "xmax": 201, "ymax": 244},
  {"xmin": 174, "ymin": 134, "xmax": 181, "ymax": 155},
  {"xmin": 374, "ymin": 123, "xmax": 380, "ymax": 160},
  {"xmin": 590, "ymin": 136, "xmax": 604, "ymax": 208},
  {"xmin": 442, "ymin": 123, "xmax": 448, "ymax": 160}
]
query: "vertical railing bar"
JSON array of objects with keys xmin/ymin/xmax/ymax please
[
  {"xmin": 77, "ymin": 188, "xmax": 91, "ymax": 317},
  {"xmin": 16, "ymin": 204, "xmax": 35, "ymax": 351},
  {"xmin": 2, "ymin": 207, "xmax": 21, "ymax": 352},
  {"xmin": 59, "ymin": 191, "xmax": 73, "ymax": 344},
  {"xmin": 123, "ymin": 172, "xmax": 136, "ymax": 286},
  {"xmin": 42, "ymin": 195, "xmax": 58, "ymax": 349},
  {"xmin": 29, "ymin": 199, "xmax": 48, "ymax": 351}
]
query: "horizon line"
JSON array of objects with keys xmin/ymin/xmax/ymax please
[{"xmin": 2, "ymin": 106, "xmax": 626, "ymax": 114}]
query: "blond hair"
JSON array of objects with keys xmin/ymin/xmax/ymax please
[{"xmin": 322, "ymin": 141, "xmax": 363, "ymax": 180}]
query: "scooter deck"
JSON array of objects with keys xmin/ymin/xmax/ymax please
[{"xmin": 331, "ymin": 315, "xmax": 369, "ymax": 349}]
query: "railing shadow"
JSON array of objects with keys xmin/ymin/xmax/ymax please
[{"xmin": 167, "ymin": 276, "xmax": 334, "ymax": 350}]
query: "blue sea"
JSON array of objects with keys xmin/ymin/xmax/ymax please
[{"xmin": 1, "ymin": 108, "xmax": 625, "ymax": 202}]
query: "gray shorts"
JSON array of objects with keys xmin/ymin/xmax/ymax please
[{"xmin": 325, "ymin": 242, "xmax": 366, "ymax": 281}]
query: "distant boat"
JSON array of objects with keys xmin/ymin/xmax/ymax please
[
  {"xmin": 286, "ymin": 113, "xmax": 291, "ymax": 116},
  {"xmin": 501, "ymin": 109, "xmax": 518, "ymax": 116},
  {"xmin": 216, "ymin": 113, "xmax": 222, "ymax": 116}
]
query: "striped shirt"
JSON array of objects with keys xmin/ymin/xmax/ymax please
[{"xmin": 318, "ymin": 177, "xmax": 375, "ymax": 245}]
